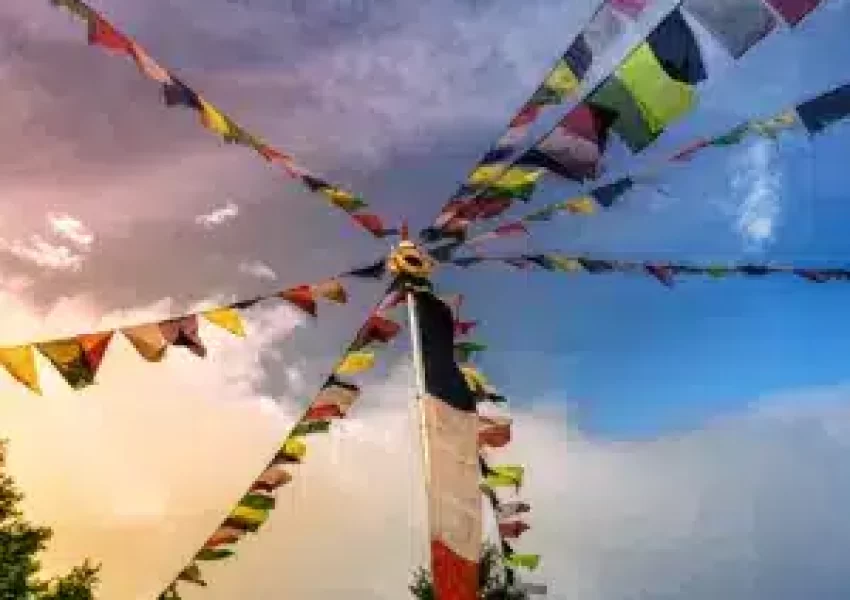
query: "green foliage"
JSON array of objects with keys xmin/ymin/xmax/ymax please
[
  {"xmin": 0, "ymin": 442, "xmax": 100, "ymax": 599},
  {"xmin": 409, "ymin": 542, "xmax": 529, "ymax": 600}
]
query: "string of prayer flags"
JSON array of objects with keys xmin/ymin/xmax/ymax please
[
  {"xmin": 450, "ymin": 253, "xmax": 850, "ymax": 287},
  {"xmin": 159, "ymin": 285, "xmax": 401, "ymax": 599},
  {"xmin": 0, "ymin": 263, "xmax": 370, "ymax": 395},
  {"xmin": 49, "ymin": 0, "xmax": 393, "ymax": 241},
  {"xmin": 765, "ymin": 0, "xmax": 824, "ymax": 26}
]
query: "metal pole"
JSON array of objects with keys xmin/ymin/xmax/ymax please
[{"xmin": 406, "ymin": 290, "xmax": 431, "ymax": 488}]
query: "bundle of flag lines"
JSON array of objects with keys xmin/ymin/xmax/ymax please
[{"xmin": 423, "ymin": 0, "xmax": 831, "ymax": 243}]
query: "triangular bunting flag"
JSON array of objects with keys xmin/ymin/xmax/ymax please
[
  {"xmin": 280, "ymin": 286, "xmax": 317, "ymax": 317},
  {"xmin": 159, "ymin": 315, "xmax": 207, "ymax": 357},
  {"xmin": 314, "ymin": 279, "xmax": 348, "ymax": 305},
  {"xmin": 36, "ymin": 339, "xmax": 97, "ymax": 390},
  {"xmin": 335, "ymin": 351, "xmax": 376, "ymax": 376},
  {"xmin": 202, "ymin": 307, "xmax": 246, "ymax": 337},
  {"xmin": 0, "ymin": 345, "xmax": 41, "ymax": 394},
  {"xmin": 122, "ymin": 324, "xmax": 168, "ymax": 362}
]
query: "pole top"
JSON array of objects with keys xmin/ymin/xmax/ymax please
[{"xmin": 387, "ymin": 239, "xmax": 436, "ymax": 280}]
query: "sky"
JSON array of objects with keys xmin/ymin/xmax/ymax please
[{"xmin": 2, "ymin": 0, "xmax": 850, "ymax": 598}]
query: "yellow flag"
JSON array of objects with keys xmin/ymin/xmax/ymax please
[
  {"xmin": 320, "ymin": 188, "xmax": 366, "ymax": 212},
  {"xmin": 0, "ymin": 345, "xmax": 40, "ymax": 394},
  {"xmin": 616, "ymin": 43, "xmax": 694, "ymax": 135},
  {"xmin": 281, "ymin": 437, "xmax": 307, "ymax": 461},
  {"xmin": 565, "ymin": 197, "xmax": 596, "ymax": 215},
  {"xmin": 199, "ymin": 99, "xmax": 237, "ymax": 140},
  {"xmin": 335, "ymin": 351, "xmax": 375, "ymax": 376},
  {"xmin": 314, "ymin": 279, "xmax": 348, "ymax": 305},
  {"xmin": 469, "ymin": 165, "xmax": 542, "ymax": 188},
  {"xmin": 228, "ymin": 505, "xmax": 269, "ymax": 528},
  {"xmin": 122, "ymin": 324, "xmax": 167, "ymax": 362},
  {"xmin": 544, "ymin": 59, "xmax": 580, "ymax": 99},
  {"xmin": 203, "ymin": 307, "xmax": 246, "ymax": 337},
  {"xmin": 461, "ymin": 365, "xmax": 489, "ymax": 394},
  {"xmin": 547, "ymin": 254, "xmax": 582, "ymax": 272}
]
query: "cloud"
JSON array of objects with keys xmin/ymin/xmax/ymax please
[
  {"xmin": 47, "ymin": 213, "xmax": 94, "ymax": 247},
  {"xmin": 195, "ymin": 202, "xmax": 240, "ymax": 229},
  {"xmin": 730, "ymin": 137, "xmax": 782, "ymax": 251},
  {"xmin": 0, "ymin": 234, "xmax": 86, "ymax": 271},
  {"xmin": 238, "ymin": 259, "xmax": 277, "ymax": 280}
]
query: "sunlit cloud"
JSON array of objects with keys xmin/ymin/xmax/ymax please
[
  {"xmin": 195, "ymin": 202, "xmax": 240, "ymax": 229},
  {"xmin": 47, "ymin": 213, "xmax": 94, "ymax": 247}
]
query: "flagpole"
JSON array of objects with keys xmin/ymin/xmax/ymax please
[{"xmin": 406, "ymin": 290, "xmax": 431, "ymax": 489}]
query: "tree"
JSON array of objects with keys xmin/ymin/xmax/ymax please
[
  {"xmin": 0, "ymin": 441, "xmax": 100, "ymax": 599},
  {"xmin": 409, "ymin": 541, "xmax": 529, "ymax": 600}
]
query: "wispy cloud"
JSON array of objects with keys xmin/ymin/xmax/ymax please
[
  {"xmin": 730, "ymin": 138, "xmax": 783, "ymax": 251},
  {"xmin": 195, "ymin": 202, "xmax": 240, "ymax": 229},
  {"xmin": 238, "ymin": 259, "xmax": 277, "ymax": 281},
  {"xmin": 0, "ymin": 234, "xmax": 85, "ymax": 271}
]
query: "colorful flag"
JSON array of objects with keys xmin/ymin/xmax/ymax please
[
  {"xmin": 591, "ymin": 178, "xmax": 634, "ymax": 207},
  {"xmin": 518, "ymin": 103, "xmax": 617, "ymax": 181},
  {"xmin": 122, "ymin": 324, "xmax": 168, "ymax": 362},
  {"xmin": 36, "ymin": 339, "xmax": 97, "ymax": 390},
  {"xmin": 683, "ymin": 0, "xmax": 776, "ymax": 59},
  {"xmin": 415, "ymin": 290, "xmax": 481, "ymax": 600},
  {"xmin": 159, "ymin": 315, "xmax": 207, "ymax": 358},
  {"xmin": 280, "ymin": 285, "xmax": 317, "ymax": 317},
  {"xmin": 614, "ymin": 43, "xmax": 696, "ymax": 144},
  {"xmin": 584, "ymin": 2, "xmax": 625, "ymax": 58},
  {"xmin": 0, "ymin": 346, "xmax": 41, "ymax": 394},
  {"xmin": 202, "ymin": 307, "xmax": 246, "ymax": 337},
  {"xmin": 335, "ymin": 351, "xmax": 376, "ymax": 376},
  {"xmin": 796, "ymin": 84, "xmax": 850, "ymax": 134},
  {"xmin": 765, "ymin": 0, "xmax": 824, "ymax": 25},
  {"xmin": 646, "ymin": 9, "xmax": 707, "ymax": 84}
]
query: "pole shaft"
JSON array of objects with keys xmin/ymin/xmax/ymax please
[{"xmin": 406, "ymin": 291, "xmax": 431, "ymax": 491}]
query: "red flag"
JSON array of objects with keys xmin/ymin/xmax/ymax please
[
  {"xmin": 454, "ymin": 320, "xmax": 477, "ymax": 336},
  {"xmin": 280, "ymin": 286, "xmax": 317, "ymax": 317},
  {"xmin": 87, "ymin": 14, "xmax": 132, "ymax": 54},
  {"xmin": 352, "ymin": 213, "xmax": 392, "ymax": 237},
  {"xmin": 498, "ymin": 521, "xmax": 531, "ymax": 539}
]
